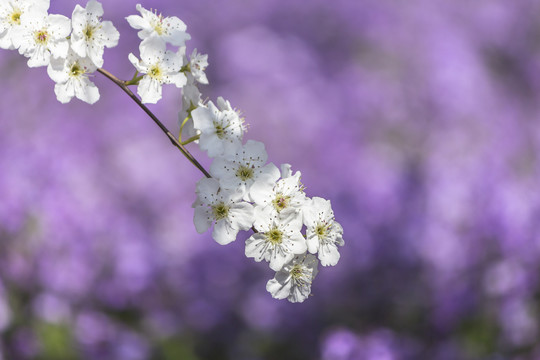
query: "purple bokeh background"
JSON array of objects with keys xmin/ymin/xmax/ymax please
[{"xmin": 1, "ymin": 0, "xmax": 540, "ymax": 359}]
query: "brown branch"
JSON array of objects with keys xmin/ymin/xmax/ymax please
[{"xmin": 97, "ymin": 68, "xmax": 211, "ymax": 178}]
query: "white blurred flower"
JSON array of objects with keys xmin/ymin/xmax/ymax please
[
  {"xmin": 193, "ymin": 178, "xmax": 255, "ymax": 245},
  {"xmin": 128, "ymin": 38, "xmax": 186, "ymax": 104},
  {"xmin": 304, "ymin": 197, "xmax": 344, "ymax": 266},
  {"xmin": 47, "ymin": 50, "xmax": 99, "ymax": 104},
  {"xmin": 266, "ymin": 254, "xmax": 319, "ymax": 303},
  {"xmin": 192, "ymin": 97, "xmax": 245, "ymax": 158},
  {"xmin": 246, "ymin": 207, "xmax": 306, "ymax": 271},
  {"xmin": 70, "ymin": 0, "xmax": 119, "ymax": 68},
  {"xmin": 0, "ymin": 0, "xmax": 48, "ymax": 50},
  {"xmin": 126, "ymin": 4, "xmax": 190, "ymax": 47},
  {"xmin": 11, "ymin": 8, "xmax": 70, "ymax": 67},
  {"xmin": 210, "ymin": 140, "xmax": 280, "ymax": 201}
]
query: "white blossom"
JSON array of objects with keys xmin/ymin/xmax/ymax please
[
  {"xmin": 246, "ymin": 207, "xmax": 307, "ymax": 271},
  {"xmin": 303, "ymin": 197, "xmax": 344, "ymax": 266},
  {"xmin": 209, "ymin": 140, "xmax": 280, "ymax": 201},
  {"xmin": 192, "ymin": 97, "xmax": 245, "ymax": 158},
  {"xmin": 126, "ymin": 4, "xmax": 190, "ymax": 47},
  {"xmin": 70, "ymin": 0, "xmax": 119, "ymax": 68},
  {"xmin": 47, "ymin": 50, "xmax": 99, "ymax": 104},
  {"xmin": 193, "ymin": 178, "xmax": 255, "ymax": 245},
  {"xmin": 11, "ymin": 8, "xmax": 70, "ymax": 67},
  {"xmin": 0, "ymin": 0, "xmax": 48, "ymax": 50},
  {"xmin": 266, "ymin": 254, "xmax": 319, "ymax": 303},
  {"xmin": 128, "ymin": 37, "xmax": 186, "ymax": 104},
  {"xmin": 188, "ymin": 48, "xmax": 208, "ymax": 85},
  {"xmin": 251, "ymin": 163, "xmax": 306, "ymax": 219}
]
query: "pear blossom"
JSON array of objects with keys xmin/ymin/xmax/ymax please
[
  {"xmin": 266, "ymin": 254, "xmax": 319, "ymax": 303},
  {"xmin": 210, "ymin": 140, "xmax": 280, "ymax": 201},
  {"xmin": 0, "ymin": 0, "xmax": 48, "ymax": 50},
  {"xmin": 177, "ymin": 47, "xmax": 203, "ymax": 141},
  {"xmin": 193, "ymin": 178, "xmax": 255, "ymax": 245},
  {"xmin": 304, "ymin": 197, "xmax": 344, "ymax": 266},
  {"xmin": 70, "ymin": 0, "xmax": 119, "ymax": 68},
  {"xmin": 128, "ymin": 38, "xmax": 187, "ymax": 104},
  {"xmin": 178, "ymin": 87, "xmax": 201, "ymax": 140},
  {"xmin": 11, "ymin": 8, "xmax": 70, "ymax": 67},
  {"xmin": 246, "ymin": 207, "xmax": 307, "ymax": 271},
  {"xmin": 192, "ymin": 97, "xmax": 245, "ymax": 158},
  {"xmin": 47, "ymin": 50, "xmax": 99, "ymax": 104},
  {"xmin": 251, "ymin": 163, "xmax": 306, "ymax": 218},
  {"xmin": 187, "ymin": 48, "xmax": 208, "ymax": 85},
  {"xmin": 126, "ymin": 4, "xmax": 190, "ymax": 47}
]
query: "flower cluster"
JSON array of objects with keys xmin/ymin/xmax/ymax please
[
  {"xmin": 1, "ymin": 0, "xmax": 119, "ymax": 104},
  {"xmin": 189, "ymin": 97, "xmax": 344, "ymax": 303},
  {"xmin": 0, "ymin": 1, "xmax": 344, "ymax": 303},
  {"xmin": 126, "ymin": 4, "xmax": 190, "ymax": 104}
]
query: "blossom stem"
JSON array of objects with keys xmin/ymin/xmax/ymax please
[
  {"xmin": 97, "ymin": 67, "xmax": 211, "ymax": 178},
  {"xmin": 181, "ymin": 135, "xmax": 200, "ymax": 145},
  {"xmin": 179, "ymin": 115, "xmax": 190, "ymax": 142}
]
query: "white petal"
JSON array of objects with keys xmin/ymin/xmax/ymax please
[
  {"xmin": 229, "ymin": 202, "xmax": 255, "ymax": 230},
  {"xmin": 269, "ymin": 252, "xmax": 294, "ymax": 272},
  {"xmin": 46, "ymin": 59, "xmax": 68, "ymax": 83},
  {"xmin": 306, "ymin": 233, "xmax": 319, "ymax": 254},
  {"xmin": 74, "ymin": 78, "xmax": 100, "ymax": 104},
  {"xmin": 249, "ymin": 180, "xmax": 274, "ymax": 207},
  {"xmin": 54, "ymin": 81, "xmax": 75, "ymax": 103},
  {"xmin": 212, "ymin": 220, "xmax": 238, "ymax": 245},
  {"xmin": 137, "ymin": 76, "xmax": 161, "ymax": 104},
  {"xmin": 199, "ymin": 133, "xmax": 224, "ymax": 158},
  {"xmin": 266, "ymin": 277, "xmax": 291, "ymax": 300},
  {"xmin": 209, "ymin": 157, "xmax": 229, "ymax": 180},
  {"xmin": 86, "ymin": 0, "xmax": 104, "ymax": 17},
  {"xmin": 257, "ymin": 163, "xmax": 280, "ymax": 183},
  {"xmin": 191, "ymin": 107, "xmax": 214, "ymax": 131},
  {"xmin": 193, "ymin": 206, "xmax": 212, "ymax": 234},
  {"xmin": 195, "ymin": 178, "xmax": 220, "ymax": 202},
  {"xmin": 100, "ymin": 21, "xmax": 119, "ymax": 48},
  {"xmin": 125, "ymin": 14, "xmax": 146, "ymax": 31},
  {"xmin": 71, "ymin": 4, "xmax": 86, "ymax": 32},
  {"xmin": 27, "ymin": 46, "xmax": 50, "ymax": 67},
  {"xmin": 245, "ymin": 233, "xmax": 267, "ymax": 262},
  {"xmin": 319, "ymin": 243, "xmax": 340, "ymax": 266},
  {"xmin": 48, "ymin": 38, "xmax": 69, "ymax": 60},
  {"xmin": 87, "ymin": 42, "xmax": 104, "ymax": 68},
  {"xmin": 70, "ymin": 37, "xmax": 86, "ymax": 58},
  {"xmin": 244, "ymin": 140, "xmax": 268, "ymax": 163},
  {"xmin": 128, "ymin": 53, "xmax": 144, "ymax": 72},
  {"xmin": 165, "ymin": 72, "xmax": 187, "ymax": 88},
  {"xmin": 288, "ymin": 232, "xmax": 308, "ymax": 255},
  {"xmin": 140, "ymin": 37, "xmax": 165, "ymax": 64},
  {"xmin": 47, "ymin": 14, "xmax": 71, "ymax": 38}
]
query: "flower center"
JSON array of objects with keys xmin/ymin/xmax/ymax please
[
  {"xmin": 266, "ymin": 228, "xmax": 283, "ymax": 245},
  {"xmin": 34, "ymin": 30, "xmax": 49, "ymax": 45},
  {"xmin": 290, "ymin": 264, "xmax": 304, "ymax": 280},
  {"xmin": 151, "ymin": 14, "xmax": 165, "ymax": 35},
  {"xmin": 272, "ymin": 193, "xmax": 290, "ymax": 212},
  {"xmin": 236, "ymin": 166, "xmax": 254, "ymax": 181},
  {"xmin": 9, "ymin": 9, "xmax": 21, "ymax": 25},
  {"xmin": 316, "ymin": 223, "xmax": 328, "ymax": 239},
  {"xmin": 148, "ymin": 65, "xmax": 162, "ymax": 80},
  {"xmin": 214, "ymin": 122, "xmax": 225, "ymax": 139},
  {"xmin": 211, "ymin": 203, "xmax": 230, "ymax": 221},
  {"xmin": 69, "ymin": 62, "xmax": 84, "ymax": 77},
  {"xmin": 83, "ymin": 24, "xmax": 95, "ymax": 40}
]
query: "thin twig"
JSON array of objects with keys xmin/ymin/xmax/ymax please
[{"xmin": 97, "ymin": 67, "xmax": 211, "ymax": 178}]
